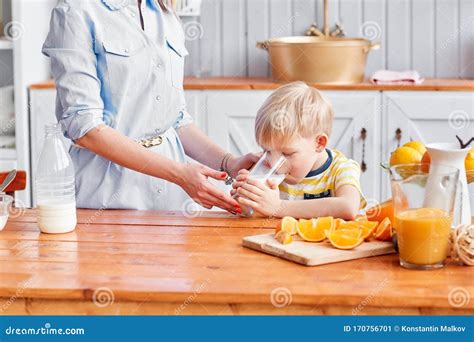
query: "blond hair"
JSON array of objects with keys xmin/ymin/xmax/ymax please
[{"xmin": 255, "ymin": 81, "xmax": 333, "ymax": 148}]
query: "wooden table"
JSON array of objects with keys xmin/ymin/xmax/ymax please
[{"xmin": 0, "ymin": 209, "xmax": 472, "ymax": 315}]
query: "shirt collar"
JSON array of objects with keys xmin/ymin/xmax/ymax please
[
  {"xmin": 305, "ymin": 149, "xmax": 333, "ymax": 178},
  {"xmin": 101, "ymin": 0, "xmax": 162, "ymax": 11}
]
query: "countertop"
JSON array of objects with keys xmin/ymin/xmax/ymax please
[
  {"xmin": 30, "ymin": 77, "xmax": 474, "ymax": 91},
  {"xmin": 1, "ymin": 209, "xmax": 472, "ymax": 315}
]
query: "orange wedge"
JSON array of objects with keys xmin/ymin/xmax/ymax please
[
  {"xmin": 334, "ymin": 218, "xmax": 346, "ymax": 230},
  {"xmin": 276, "ymin": 216, "xmax": 298, "ymax": 235},
  {"xmin": 274, "ymin": 230, "xmax": 293, "ymax": 245},
  {"xmin": 374, "ymin": 217, "xmax": 392, "ymax": 241},
  {"xmin": 326, "ymin": 228, "xmax": 364, "ymax": 250},
  {"xmin": 334, "ymin": 220, "xmax": 377, "ymax": 241},
  {"xmin": 297, "ymin": 216, "xmax": 334, "ymax": 242},
  {"xmin": 356, "ymin": 221, "xmax": 379, "ymax": 241},
  {"xmin": 366, "ymin": 199, "xmax": 394, "ymax": 223}
]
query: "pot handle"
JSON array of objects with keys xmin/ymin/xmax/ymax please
[
  {"xmin": 256, "ymin": 41, "xmax": 269, "ymax": 50},
  {"xmin": 370, "ymin": 42, "xmax": 381, "ymax": 50},
  {"xmin": 364, "ymin": 41, "xmax": 381, "ymax": 53}
]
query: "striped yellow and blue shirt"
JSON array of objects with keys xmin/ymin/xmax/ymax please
[{"xmin": 279, "ymin": 149, "xmax": 367, "ymax": 209}]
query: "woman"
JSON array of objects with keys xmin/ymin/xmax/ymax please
[{"xmin": 42, "ymin": 0, "xmax": 256, "ymax": 213}]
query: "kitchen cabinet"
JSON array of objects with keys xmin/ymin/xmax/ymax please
[
  {"xmin": 29, "ymin": 86, "xmax": 473, "ymax": 207},
  {"xmin": 381, "ymin": 91, "xmax": 474, "ymax": 199}
]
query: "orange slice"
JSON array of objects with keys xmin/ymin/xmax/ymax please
[
  {"xmin": 334, "ymin": 220, "xmax": 378, "ymax": 241},
  {"xmin": 334, "ymin": 218, "xmax": 346, "ymax": 230},
  {"xmin": 374, "ymin": 217, "xmax": 392, "ymax": 241},
  {"xmin": 276, "ymin": 216, "xmax": 298, "ymax": 235},
  {"xmin": 275, "ymin": 230, "xmax": 293, "ymax": 245},
  {"xmin": 366, "ymin": 199, "xmax": 394, "ymax": 223},
  {"xmin": 337, "ymin": 221, "xmax": 362, "ymax": 230},
  {"xmin": 326, "ymin": 228, "xmax": 364, "ymax": 250},
  {"xmin": 358, "ymin": 221, "xmax": 379, "ymax": 241},
  {"xmin": 297, "ymin": 216, "xmax": 334, "ymax": 242},
  {"xmin": 274, "ymin": 230, "xmax": 293, "ymax": 245}
]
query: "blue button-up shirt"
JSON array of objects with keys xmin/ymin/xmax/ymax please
[{"xmin": 42, "ymin": 0, "xmax": 194, "ymax": 209}]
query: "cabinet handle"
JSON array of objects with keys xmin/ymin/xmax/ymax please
[
  {"xmin": 456, "ymin": 135, "xmax": 474, "ymax": 149},
  {"xmin": 395, "ymin": 128, "xmax": 402, "ymax": 148},
  {"xmin": 360, "ymin": 128, "xmax": 367, "ymax": 173}
]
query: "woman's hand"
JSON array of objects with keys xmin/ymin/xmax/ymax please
[
  {"xmin": 176, "ymin": 163, "xmax": 242, "ymax": 214},
  {"xmin": 232, "ymin": 171, "xmax": 282, "ymax": 217},
  {"xmin": 226, "ymin": 153, "xmax": 261, "ymax": 179}
]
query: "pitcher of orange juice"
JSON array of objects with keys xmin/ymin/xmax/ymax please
[{"xmin": 389, "ymin": 163, "xmax": 459, "ymax": 270}]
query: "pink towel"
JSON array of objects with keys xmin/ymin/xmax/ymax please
[{"xmin": 371, "ymin": 70, "xmax": 424, "ymax": 85}]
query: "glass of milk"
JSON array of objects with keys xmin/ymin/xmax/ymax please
[
  {"xmin": 234, "ymin": 151, "xmax": 290, "ymax": 217},
  {"xmin": 0, "ymin": 194, "xmax": 13, "ymax": 231}
]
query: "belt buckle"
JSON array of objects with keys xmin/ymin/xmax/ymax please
[{"xmin": 137, "ymin": 135, "xmax": 163, "ymax": 148}]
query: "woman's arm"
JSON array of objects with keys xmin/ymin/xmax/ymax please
[
  {"xmin": 76, "ymin": 125, "xmax": 241, "ymax": 212},
  {"xmin": 177, "ymin": 123, "xmax": 260, "ymax": 178}
]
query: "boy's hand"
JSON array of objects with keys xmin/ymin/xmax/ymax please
[
  {"xmin": 234, "ymin": 176, "xmax": 282, "ymax": 217},
  {"xmin": 230, "ymin": 169, "xmax": 250, "ymax": 197}
]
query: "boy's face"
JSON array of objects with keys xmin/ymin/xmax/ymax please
[{"xmin": 264, "ymin": 134, "xmax": 328, "ymax": 185}]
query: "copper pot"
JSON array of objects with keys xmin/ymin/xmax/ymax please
[{"xmin": 257, "ymin": 36, "xmax": 380, "ymax": 84}]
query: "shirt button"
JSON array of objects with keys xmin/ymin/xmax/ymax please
[
  {"xmin": 124, "ymin": 48, "xmax": 130, "ymax": 53},
  {"xmin": 156, "ymin": 95, "xmax": 161, "ymax": 101},
  {"xmin": 157, "ymin": 63, "xmax": 162, "ymax": 68},
  {"xmin": 131, "ymin": 12, "xmax": 136, "ymax": 17}
]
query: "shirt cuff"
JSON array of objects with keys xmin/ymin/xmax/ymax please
[
  {"xmin": 173, "ymin": 110, "xmax": 194, "ymax": 130},
  {"xmin": 60, "ymin": 109, "xmax": 105, "ymax": 141}
]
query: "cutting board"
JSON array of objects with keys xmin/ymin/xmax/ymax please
[{"xmin": 242, "ymin": 233, "xmax": 396, "ymax": 266}]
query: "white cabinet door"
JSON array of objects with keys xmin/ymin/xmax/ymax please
[
  {"xmin": 206, "ymin": 90, "xmax": 271, "ymax": 155},
  {"xmin": 206, "ymin": 90, "xmax": 381, "ymax": 202},
  {"xmin": 326, "ymin": 91, "xmax": 382, "ymax": 203},
  {"xmin": 205, "ymin": 90, "xmax": 271, "ymax": 198},
  {"xmin": 382, "ymin": 91, "xmax": 474, "ymax": 199}
]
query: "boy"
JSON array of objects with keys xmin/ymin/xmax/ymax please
[{"xmin": 232, "ymin": 82, "xmax": 366, "ymax": 219}]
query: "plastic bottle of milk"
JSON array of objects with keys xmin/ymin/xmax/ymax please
[{"xmin": 35, "ymin": 123, "xmax": 77, "ymax": 234}]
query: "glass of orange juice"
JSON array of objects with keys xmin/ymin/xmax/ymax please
[{"xmin": 389, "ymin": 163, "xmax": 459, "ymax": 270}]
